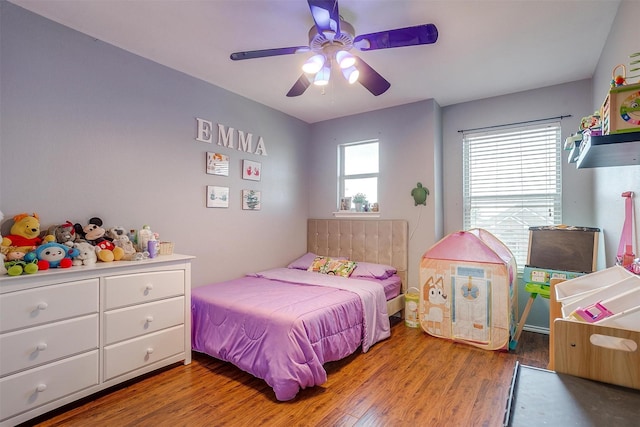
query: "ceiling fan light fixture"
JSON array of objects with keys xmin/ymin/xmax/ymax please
[
  {"xmin": 335, "ymin": 50, "xmax": 356, "ymax": 69},
  {"xmin": 302, "ymin": 54, "xmax": 326, "ymax": 74},
  {"xmin": 313, "ymin": 66, "xmax": 331, "ymax": 86},
  {"xmin": 342, "ymin": 66, "xmax": 359, "ymax": 84}
]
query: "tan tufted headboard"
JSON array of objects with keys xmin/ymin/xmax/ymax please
[{"xmin": 307, "ymin": 219, "xmax": 408, "ymax": 293}]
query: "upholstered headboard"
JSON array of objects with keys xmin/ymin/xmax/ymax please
[{"xmin": 307, "ymin": 219, "xmax": 409, "ymax": 292}]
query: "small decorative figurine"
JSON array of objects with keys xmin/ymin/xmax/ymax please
[{"xmin": 411, "ymin": 182, "xmax": 430, "ymax": 206}]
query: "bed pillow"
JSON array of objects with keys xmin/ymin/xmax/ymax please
[
  {"xmin": 351, "ymin": 262, "xmax": 397, "ymax": 279},
  {"xmin": 287, "ymin": 252, "xmax": 320, "ymax": 270},
  {"xmin": 289, "ymin": 253, "xmax": 347, "ymax": 270},
  {"xmin": 320, "ymin": 259, "xmax": 358, "ymax": 278}
]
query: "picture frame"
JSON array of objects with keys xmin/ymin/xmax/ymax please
[
  {"xmin": 339, "ymin": 197, "xmax": 352, "ymax": 211},
  {"xmin": 206, "ymin": 186, "xmax": 229, "ymax": 208},
  {"xmin": 242, "ymin": 159, "xmax": 261, "ymax": 181},
  {"xmin": 242, "ymin": 189, "xmax": 261, "ymax": 210},
  {"xmin": 206, "ymin": 152, "xmax": 229, "ymax": 176}
]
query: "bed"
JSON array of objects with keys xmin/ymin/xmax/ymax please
[{"xmin": 191, "ymin": 219, "xmax": 408, "ymax": 400}]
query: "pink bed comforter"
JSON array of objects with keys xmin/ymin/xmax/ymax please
[{"xmin": 191, "ymin": 268, "xmax": 390, "ymax": 400}]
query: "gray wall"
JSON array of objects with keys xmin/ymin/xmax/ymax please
[
  {"xmin": 442, "ymin": 80, "xmax": 597, "ymax": 330},
  {"xmin": 2, "ymin": 1, "xmax": 636, "ymax": 332},
  {"xmin": 591, "ymin": 0, "xmax": 640, "ymax": 269},
  {"xmin": 308, "ymin": 99, "xmax": 442, "ymax": 288},
  {"xmin": 0, "ymin": 2, "xmax": 310, "ymax": 287}
]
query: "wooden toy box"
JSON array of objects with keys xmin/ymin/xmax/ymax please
[
  {"xmin": 601, "ymin": 82, "xmax": 640, "ymax": 135},
  {"xmin": 553, "ymin": 319, "xmax": 640, "ymax": 390}
]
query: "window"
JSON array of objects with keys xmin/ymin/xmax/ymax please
[
  {"xmin": 463, "ymin": 123, "xmax": 562, "ymax": 269},
  {"xmin": 339, "ymin": 140, "xmax": 379, "ymax": 209}
]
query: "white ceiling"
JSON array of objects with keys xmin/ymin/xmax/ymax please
[{"xmin": 10, "ymin": 0, "xmax": 621, "ymax": 124}]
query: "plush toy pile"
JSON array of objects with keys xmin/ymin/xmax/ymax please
[{"xmin": 1, "ymin": 212, "xmax": 160, "ymax": 276}]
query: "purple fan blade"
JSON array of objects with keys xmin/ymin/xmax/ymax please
[
  {"xmin": 354, "ymin": 24, "xmax": 438, "ymax": 51},
  {"xmin": 286, "ymin": 74, "xmax": 312, "ymax": 97},
  {"xmin": 355, "ymin": 57, "xmax": 390, "ymax": 96},
  {"xmin": 307, "ymin": 0, "xmax": 340, "ymax": 36},
  {"xmin": 230, "ymin": 46, "xmax": 309, "ymax": 60}
]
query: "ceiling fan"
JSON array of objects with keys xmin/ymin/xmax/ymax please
[{"xmin": 230, "ymin": 0, "xmax": 438, "ymax": 97}]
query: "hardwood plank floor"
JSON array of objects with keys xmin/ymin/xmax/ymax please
[{"xmin": 24, "ymin": 319, "xmax": 548, "ymax": 427}]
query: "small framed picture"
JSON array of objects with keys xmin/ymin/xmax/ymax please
[
  {"xmin": 206, "ymin": 152, "xmax": 229, "ymax": 176},
  {"xmin": 242, "ymin": 189, "xmax": 261, "ymax": 210},
  {"xmin": 206, "ymin": 186, "xmax": 229, "ymax": 208},
  {"xmin": 339, "ymin": 197, "xmax": 352, "ymax": 211},
  {"xmin": 242, "ymin": 159, "xmax": 261, "ymax": 181}
]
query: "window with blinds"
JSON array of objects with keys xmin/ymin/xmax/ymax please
[{"xmin": 463, "ymin": 123, "xmax": 562, "ymax": 270}]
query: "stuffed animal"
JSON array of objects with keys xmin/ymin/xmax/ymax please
[
  {"xmin": 107, "ymin": 227, "xmax": 137, "ymax": 259},
  {"xmin": 74, "ymin": 217, "xmax": 124, "ymax": 262},
  {"xmin": 72, "ymin": 241, "xmax": 98, "ymax": 266},
  {"xmin": 47, "ymin": 221, "xmax": 77, "ymax": 247},
  {"xmin": 1, "ymin": 212, "xmax": 54, "ymax": 252},
  {"xmin": 5, "ymin": 258, "xmax": 38, "ymax": 276},
  {"xmin": 4, "ymin": 246, "xmax": 31, "ymax": 262},
  {"xmin": 0, "ymin": 210, "xmax": 6, "ymax": 275},
  {"xmin": 24, "ymin": 242, "xmax": 79, "ymax": 270}
]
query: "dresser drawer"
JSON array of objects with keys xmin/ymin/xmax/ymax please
[
  {"xmin": 0, "ymin": 314, "xmax": 98, "ymax": 377},
  {"xmin": 103, "ymin": 325, "xmax": 184, "ymax": 381},
  {"xmin": 0, "ymin": 350, "xmax": 98, "ymax": 421},
  {"xmin": 104, "ymin": 296, "xmax": 184, "ymax": 345},
  {"xmin": 0, "ymin": 279, "xmax": 99, "ymax": 333},
  {"xmin": 104, "ymin": 270, "xmax": 184, "ymax": 310}
]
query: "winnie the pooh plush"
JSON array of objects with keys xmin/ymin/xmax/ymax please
[{"xmin": 1, "ymin": 212, "xmax": 54, "ymax": 253}]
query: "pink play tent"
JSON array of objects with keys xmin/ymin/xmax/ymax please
[{"xmin": 419, "ymin": 229, "xmax": 517, "ymax": 351}]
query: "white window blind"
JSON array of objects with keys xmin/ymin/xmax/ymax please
[{"xmin": 463, "ymin": 123, "xmax": 562, "ymax": 269}]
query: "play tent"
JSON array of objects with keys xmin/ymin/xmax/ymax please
[{"xmin": 419, "ymin": 229, "xmax": 517, "ymax": 351}]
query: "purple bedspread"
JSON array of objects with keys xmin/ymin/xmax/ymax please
[{"xmin": 191, "ymin": 268, "xmax": 390, "ymax": 400}]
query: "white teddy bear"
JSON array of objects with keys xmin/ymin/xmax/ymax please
[{"xmin": 72, "ymin": 241, "xmax": 98, "ymax": 266}]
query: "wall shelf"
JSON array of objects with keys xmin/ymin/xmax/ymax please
[{"xmin": 576, "ymin": 131, "xmax": 640, "ymax": 168}]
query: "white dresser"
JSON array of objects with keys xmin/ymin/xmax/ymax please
[{"xmin": 0, "ymin": 254, "xmax": 194, "ymax": 426}]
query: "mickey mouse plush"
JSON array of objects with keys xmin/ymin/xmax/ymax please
[{"xmin": 74, "ymin": 217, "xmax": 124, "ymax": 262}]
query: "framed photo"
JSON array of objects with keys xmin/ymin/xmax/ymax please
[
  {"xmin": 206, "ymin": 152, "xmax": 229, "ymax": 176},
  {"xmin": 206, "ymin": 186, "xmax": 229, "ymax": 208},
  {"xmin": 242, "ymin": 159, "xmax": 261, "ymax": 181},
  {"xmin": 242, "ymin": 189, "xmax": 261, "ymax": 210},
  {"xmin": 339, "ymin": 197, "xmax": 352, "ymax": 211}
]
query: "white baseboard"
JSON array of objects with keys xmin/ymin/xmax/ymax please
[{"xmin": 523, "ymin": 324, "xmax": 550, "ymax": 335}]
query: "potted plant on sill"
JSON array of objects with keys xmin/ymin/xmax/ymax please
[{"xmin": 352, "ymin": 193, "xmax": 368, "ymax": 212}]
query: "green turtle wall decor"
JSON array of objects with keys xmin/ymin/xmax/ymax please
[{"xmin": 411, "ymin": 182, "xmax": 429, "ymax": 206}]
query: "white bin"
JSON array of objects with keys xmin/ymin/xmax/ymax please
[{"xmin": 555, "ymin": 265, "xmax": 634, "ymax": 304}]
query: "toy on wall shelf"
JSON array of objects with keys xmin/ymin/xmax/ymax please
[{"xmin": 611, "ymin": 64, "xmax": 627, "ymax": 87}]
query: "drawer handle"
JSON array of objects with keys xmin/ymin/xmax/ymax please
[
  {"xmin": 37, "ymin": 302, "xmax": 48, "ymax": 310},
  {"xmin": 37, "ymin": 343, "xmax": 48, "ymax": 351},
  {"xmin": 146, "ymin": 347, "xmax": 154, "ymax": 355},
  {"xmin": 144, "ymin": 284, "xmax": 154, "ymax": 292},
  {"xmin": 36, "ymin": 384, "xmax": 47, "ymax": 392},
  {"xmin": 146, "ymin": 316, "xmax": 154, "ymax": 323}
]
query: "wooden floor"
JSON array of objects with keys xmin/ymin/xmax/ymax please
[{"xmin": 25, "ymin": 319, "xmax": 548, "ymax": 427}]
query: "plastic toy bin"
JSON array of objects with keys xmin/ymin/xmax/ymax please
[{"xmin": 554, "ymin": 265, "xmax": 634, "ymax": 304}]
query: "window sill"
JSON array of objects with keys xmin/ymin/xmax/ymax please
[{"xmin": 332, "ymin": 211, "xmax": 381, "ymax": 218}]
